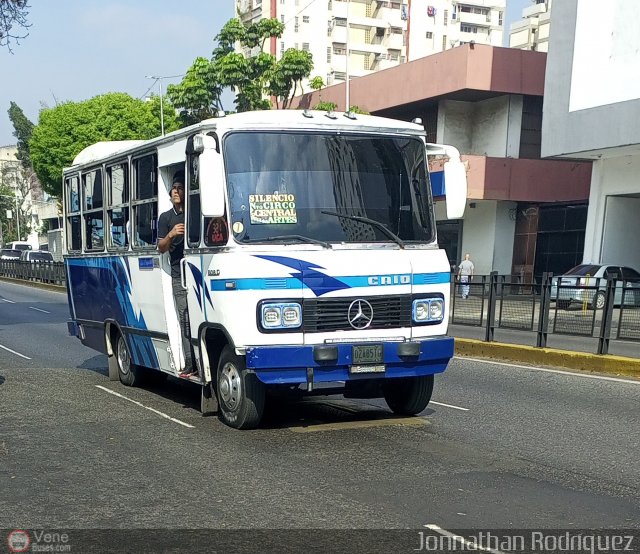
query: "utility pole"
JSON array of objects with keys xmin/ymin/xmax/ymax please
[{"xmin": 145, "ymin": 75, "xmax": 165, "ymax": 136}]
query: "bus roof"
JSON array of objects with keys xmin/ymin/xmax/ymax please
[{"xmin": 66, "ymin": 110, "xmax": 425, "ymax": 171}]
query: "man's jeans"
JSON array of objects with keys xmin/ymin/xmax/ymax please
[
  {"xmin": 460, "ymin": 275, "xmax": 470, "ymax": 298},
  {"xmin": 172, "ymin": 277, "xmax": 194, "ymax": 371}
]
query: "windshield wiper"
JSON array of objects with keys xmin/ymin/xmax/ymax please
[
  {"xmin": 241, "ymin": 234, "xmax": 331, "ymax": 248},
  {"xmin": 321, "ymin": 210, "xmax": 405, "ymax": 248}
]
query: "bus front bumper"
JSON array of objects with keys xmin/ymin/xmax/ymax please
[{"xmin": 245, "ymin": 337, "xmax": 454, "ymax": 385}]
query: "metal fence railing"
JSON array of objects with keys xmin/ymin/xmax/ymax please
[
  {"xmin": 2, "ymin": 262, "xmax": 639, "ymax": 355},
  {"xmin": 451, "ymin": 272, "xmax": 640, "ymax": 354},
  {"xmin": 0, "ymin": 260, "xmax": 66, "ymax": 286}
]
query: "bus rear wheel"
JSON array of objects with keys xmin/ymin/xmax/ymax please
[
  {"xmin": 383, "ymin": 374, "xmax": 434, "ymax": 416},
  {"xmin": 216, "ymin": 346, "xmax": 265, "ymax": 430},
  {"xmin": 115, "ymin": 333, "xmax": 143, "ymax": 387}
]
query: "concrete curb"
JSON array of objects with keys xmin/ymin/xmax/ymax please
[
  {"xmin": 455, "ymin": 337, "xmax": 640, "ymax": 378},
  {"xmin": 0, "ymin": 276, "xmax": 66, "ymax": 294}
]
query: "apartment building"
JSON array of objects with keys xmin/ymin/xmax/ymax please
[
  {"xmin": 236, "ymin": 0, "xmax": 505, "ymax": 87},
  {"xmin": 542, "ymin": 0, "xmax": 640, "ymax": 270},
  {"xmin": 293, "ymin": 45, "xmax": 592, "ymax": 278},
  {"xmin": 509, "ymin": 0, "xmax": 552, "ymax": 52}
]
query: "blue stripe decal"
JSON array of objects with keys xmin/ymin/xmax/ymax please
[
  {"xmin": 413, "ymin": 272, "xmax": 451, "ymax": 285},
  {"xmin": 66, "ymin": 256, "xmax": 159, "ymax": 369},
  {"xmin": 210, "ymin": 272, "xmax": 450, "ymax": 291}
]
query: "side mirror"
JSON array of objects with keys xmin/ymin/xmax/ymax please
[
  {"xmin": 199, "ymin": 148, "xmax": 225, "ymax": 218},
  {"xmin": 443, "ymin": 158, "xmax": 467, "ymax": 220}
]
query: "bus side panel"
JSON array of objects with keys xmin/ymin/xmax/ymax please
[{"xmin": 66, "ymin": 256, "xmax": 160, "ymax": 369}]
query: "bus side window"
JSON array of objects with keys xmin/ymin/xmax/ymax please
[
  {"xmin": 65, "ymin": 175, "xmax": 81, "ymax": 252},
  {"xmin": 107, "ymin": 161, "xmax": 130, "ymax": 250},
  {"xmin": 132, "ymin": 153, "xmax": 158, "ymax": 248},
  {"xmin": 83, "ymin": 168, "xmax": 105, "ymax": 252}
]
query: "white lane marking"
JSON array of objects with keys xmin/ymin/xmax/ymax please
[
  {"xmin": 1, "ymin": 298, "xmax": 16, "ymax": 303},
  {"xmin": 0, "ymin": 344, "xmax": 31, "ymax": 360},
  {"xmin": 455, "ymin": 356, "xmax": 640, "ymax": 385},
  {"xmin": 95, "ymin": 385, "xmax": 195, "ymax": 428},
  {"xmin": 425, "ymin": 524, "xmax": 506, "ymax": 554},
  {"xmin": 29, "ymin": 306, "xmax": 51, "ymax": 314},
  {"xmin": 430, "ymin": 400, "xmax": 469, "ymax": 412}
]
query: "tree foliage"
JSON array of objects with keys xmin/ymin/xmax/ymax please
[
  {"xmin": 309, "ymin": 76, "xmax": 325, "ymax": 91},
  {"xmin": 30, "ymin": 92, "xmax": 179, "ymax": 198},
  {"xmin": 166, "ymin": 57, "xmax": 222, "ymax": 126},
  {"xmin": 8, "ymin": 101, "xmax": 34, "ymax": 169},
  {"xmin": 168, "ymin": 16, "xmax": 314, "ymax": 117},
  {"xmin": 0, "ymin": 0, "xmax": 30, "ymax": 52}
]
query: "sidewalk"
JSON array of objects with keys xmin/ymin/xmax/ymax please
[{"xmin": 450, "ymin": 323, "xmax": 640, "ymax": 379}]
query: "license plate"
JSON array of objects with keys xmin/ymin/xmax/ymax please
[
  {"xmin": 350, "ymin": 364, "xmax": 386, "ymax": 374},
  {"xmin": 352, "ymin": 344, "xmax": 383, "ymax": 364}
]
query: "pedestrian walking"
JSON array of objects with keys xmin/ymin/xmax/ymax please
[{"xmin": 458, "ymin": 253, "xmax": 475, "ymax": 299}]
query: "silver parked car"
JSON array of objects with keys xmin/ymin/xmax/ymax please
[
  {"xmin": 551, "ymin": 264, "xmax": 640, "ymax": 309},
  {"xmin": 20, "ymin": 250, "xmax": 54, "ymax": 263}
]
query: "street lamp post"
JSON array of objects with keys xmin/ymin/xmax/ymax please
[{"xmin": 145, "ymin": 75, "xmax": 165, "ymax": 136}]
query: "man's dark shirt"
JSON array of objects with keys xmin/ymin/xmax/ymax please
[{"xmin": 157, "ymin": 207, "xmax": 184, "ymax": 278}]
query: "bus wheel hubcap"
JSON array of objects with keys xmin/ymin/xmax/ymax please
[
  {"xmin": 117, "ymin": 339, "xmax": 130, "ymax": 375},
  {"xmin": 220, "ymin": 363, "xmax": 241, "ymax": 410}
]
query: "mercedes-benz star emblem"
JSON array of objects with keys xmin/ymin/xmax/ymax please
[{"xmin": 348, "ymin": 299, "xmax": 374, "ymax": 330}]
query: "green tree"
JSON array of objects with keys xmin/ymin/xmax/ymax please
[
  {"xmin": 30, "ymin": 92, "xmax": 179, "ymax": 198},
  {"xmin": 267, "ymin": 48, "xmax": 314, "ymax": 109},
  {"xmin": 309, "ymin": 76, "xmax": 325, "ymax": 91},
  {"xmin": 314, "ymin": 101, "xmax": 338, "ymax": 112},
  {"xmin": 8, "ymin": 101, "xmax": 34, "ymax": 169},
  {"xmin": 169, "ymin": 17, "xmax": 314, "ymax": 116},
  {"xmin": 166, "ymin": 57, "xmax": 223, "ymax": 126}
]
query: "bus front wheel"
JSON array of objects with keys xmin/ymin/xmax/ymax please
[
  {"xmin": 216, "ymin": 346, "xmax": 265, "ymax": 430},
  {"xmin": 383, "ymin": 374, "xmax": 434, "ymax": 416},
  {"xmin": 115, "ymin": 334, "xmax": 143, "ymax": 387}
]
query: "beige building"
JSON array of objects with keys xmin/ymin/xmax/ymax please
[
  {"xmin": 236, "ymin": 0, "xmax": 505, "ymax": 87},
  {"xmin": 509, "ymin": 0, "xmax": 552, "ymax": 52}
]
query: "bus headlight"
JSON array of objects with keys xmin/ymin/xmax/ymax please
[
  {"xmin": 412, "ymin": 298, "xmax": 444, "ymax": 324},
  {"xmin": 260, "ymin": 302, "xmax": 302, "ymax": 330}
]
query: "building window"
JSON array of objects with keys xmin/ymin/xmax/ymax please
[
  {"xmin": 327, "ymin": 46, "xmax": 331, "ymax": 62},
  {"xmin": 294, "ymin": 16, "xmax": 299, "ymax": 32},
  {"xmin": 443, "ymin": 9, "xmax": 448, "ymax": 25},
  {"xmin": 335, "ymin": 17, "xmax": 347, "ymax": 26},
  {"xmin": 333, "ymin": 43, "xmax": 347, "ymax": 55},
  {"xmin": 302, "ymin": 42, "xmax": 309, "ymax": 51},
  {"xmin": 461, "ymin": 25, "xmax": 478, "ymax": 33},
  {"xmin": 442, "ymin": 34, "xmax": 447, "ymax": 50},
  {"xmin": 498, "ymin": 11, "xmax": 503, "ymax": 25},
  {"xmin": 334, "ymin": 71, "xmax": 346, "ymax": 81},
  {"xmin": 426, "ymin": 31, "xmax": 433, "ymax": 39},
  {"xmin": 280, "ymin": 41, "xmax": 285, "ymax": 54},
  {"xmin": 281, "ymin": 14, "xmax": 285, "ymax": 22},
  {"xmin": 303, "ymin": 15, "xmax": 309, "ymax": 23}
]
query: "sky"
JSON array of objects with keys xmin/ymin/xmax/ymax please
[{"xmin": 0, "ymin": 0, "xmax": 531, "ymax": 146}]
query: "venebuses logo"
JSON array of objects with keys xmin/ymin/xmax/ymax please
[{"xmin": 7, "ymin": 529, "xmax": 31, "ymax": 553}]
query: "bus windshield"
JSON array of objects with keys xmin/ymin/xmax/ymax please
[{"xmin": 223, "ymin": 132, "xmax": 434, "ymax": 245}]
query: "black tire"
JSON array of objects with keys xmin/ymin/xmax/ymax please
[
  {"xmin": 383, "ymin": 374, "xmax": 434, "ymax": 416},
  {"xmin": 557, "ymin": 299, "xmax": 571, "ymax": 310},
  {"xmin": 592, "ymin": 291, "xmax": 606, "ymax": 310},
  {"xmin": 115, "ymin": 333, "xmax": 143, "ymax": 387},
  {"xmin": 216, "ymin": 345, "xmax": 265, "ymax": 429}
]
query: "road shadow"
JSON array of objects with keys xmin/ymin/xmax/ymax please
[
  {"xmin": 0, "ymin": 375, "xmax": 5, "ymax": 386},
  {"xmin": 77, "ymin": 355, "xmax": 109, "ymax": 376}
]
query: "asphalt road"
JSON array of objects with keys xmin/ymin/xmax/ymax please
[{"xmin": 1, "ymin": 280, "xmax": 639, "ymax": 544}]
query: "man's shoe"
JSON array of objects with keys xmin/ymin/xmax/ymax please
[{"xmin": 179, "ymin": 370, "xmax": 198, "ymax": 379}]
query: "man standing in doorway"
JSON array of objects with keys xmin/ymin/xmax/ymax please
[
  {"xmin": 157, "ymin": 171, "xmax": 196, "ymax": 378},
  {"xmin": 458, "ymin": 253, "xmax": 475, "ymax": 299}
]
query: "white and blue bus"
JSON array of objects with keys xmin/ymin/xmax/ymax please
[{"xmin": 63, "ymin": 110, "xmax": 467, "ymax": 429}]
